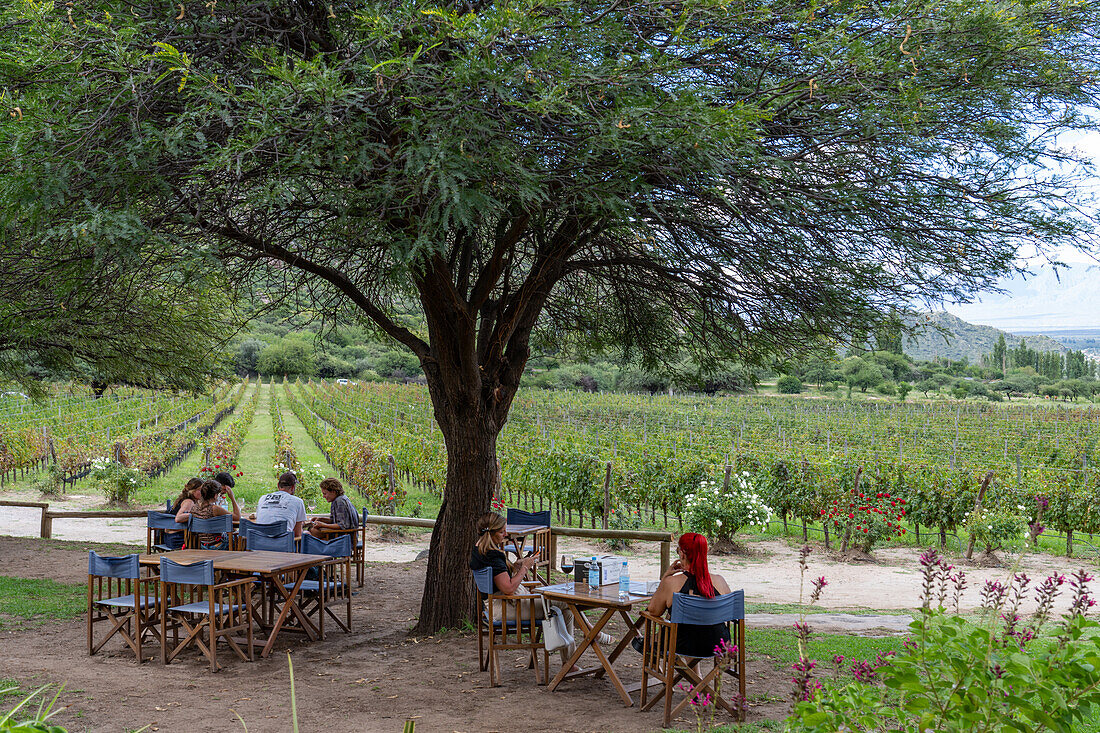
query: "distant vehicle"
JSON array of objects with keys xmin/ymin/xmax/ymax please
[
  {"xmin": 1, "ymin": 391, "xmax": 27, "ymax": 398},
  {"xmin": 336, "ymin": 379, "xmax": 357, "ymax": 386}
]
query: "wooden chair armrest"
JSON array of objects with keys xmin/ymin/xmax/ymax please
[
  {"xmin": 214, "ymin": 576, "xmax": 259, "ymax": 591},
  {"xmin": 489, "ymin": 591, "xmax": 541, "ymax": 601},
  {"xmin": 640, "ymin": 610, "xmax": 671, "ymax": 627}
]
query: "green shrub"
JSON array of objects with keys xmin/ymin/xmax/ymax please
[
  {"xmin": 776, "ymin": 375, "xmax": 803, "ymax": 394},
  {"xmin": 792, "ymin": 556, "xmax": 1100, "ymax": 733},
  {"xmin": 89, "ymin": 459, "xmax": 145, "ymax": 506},
  {"xmin": 684, "ymin": 473, "xmax": 772, "ymax": 543}
]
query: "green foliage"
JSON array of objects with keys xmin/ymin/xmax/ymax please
[
  {"xmin": 257, "ymin": 342, "xmax": 316, "ymax": 378},
  {"xmin": 88, "ymin": 458, "xmax": 145, "ymax": 506},
  {"xmin": 962, "ymin": 504, "xmax": 1026, "ymax": 553},
  {"xmin": 822, "ymin": 467, "xmax": 907, "ymax": 553},
  {"xmin": 0, "ymin": 684, "xmax": 67, "ymax": 733},
  {"xmin": 792, "ymin": 610, "xmax": 1100, "ymax": 733},
  {"xmin": 31, "ymin": 464, "xmax": 64, "ymax": 498},
  {"xmin": 684, "ymin": 472, "xmax": 772, "ymax": 543},
  {"xmin": 776, "ymin": 375, "xmax": 802, "ymax": 394}
]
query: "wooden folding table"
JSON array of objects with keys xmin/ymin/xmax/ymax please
[
  {"xmin": 139, "ymin": 549, "xmax": 329, "ymax": 658},
  {"xmin": 536, "ymin": 581, "xmax": 654, "ymax": 707}
]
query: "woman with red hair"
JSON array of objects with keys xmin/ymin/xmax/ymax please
[{"xmin": 638, "ymin": 532, "xmax": 732, "ymax": 656}]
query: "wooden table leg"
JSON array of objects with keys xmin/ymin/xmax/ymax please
[
  {"xmin": 261, "ymin": 568, "xmax": 318, "ymax": 657},
  {"xmin": 546, "ymin": 604, "xmax": 635, "ymax": 707}
]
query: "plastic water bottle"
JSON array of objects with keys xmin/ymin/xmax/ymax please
[
  {"xmin": 618, "ymin": 560, "xmax": 630, "ymax": 600},
  {"xmin": 588, "ymin": 555, "xmax": 600, "ymax": 591}
]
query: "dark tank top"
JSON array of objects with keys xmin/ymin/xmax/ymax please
[{"xmin": 676, "ymin": 573, "xmax": 732, "ymax": 658}]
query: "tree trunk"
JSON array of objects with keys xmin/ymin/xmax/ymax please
[{"xmin": 414, "ymin": 410, "xmax": 499, "ymax": 634}]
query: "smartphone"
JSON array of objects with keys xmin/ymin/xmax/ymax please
[{"xmin": 524, "ymin": 550, "xmax": 539, "ymax": 558}]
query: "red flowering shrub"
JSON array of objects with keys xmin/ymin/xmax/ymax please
[{"xmin": 821, "ymin": 488, "xmax": 907, "ymax": 553}]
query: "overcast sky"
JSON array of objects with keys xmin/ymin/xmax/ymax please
[{"xmin": 946, "ymin": 128, "xmax": 1100, "ymax": 333}]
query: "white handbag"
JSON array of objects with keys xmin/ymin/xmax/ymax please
[{"xmin": 541, "ymin": 597, "xmax": 574, "ymax": 652}]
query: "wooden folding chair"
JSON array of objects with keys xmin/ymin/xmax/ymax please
[
  {"xmin": 505, "ymin": 509, "xmax": 552, "ymax": 585},
  {"xmin": 295, "ymin": 534, "xmax": 353, "ymax": 639},
  {"xmin": 87, "ymin": 552, "xmax": 159, "ymax": 663},
  {"xmin": 640, "ymin": 590, "xmax": 746, "ymax": 727},
  {"xmin": 473, "ymin": 567, "xmax": 548, "ymax": 687},
  {"xmin": 146, "ymin": 511, "xmax": 184, "ymax": 554},
  {"xmin": 318, "ymin": 524, "xmax": 363, "ymax": 587},
  {"xmin": 184, "ymin": 514, "xmax": 233, "ymax": 550},
  {"xmin": 246, "ymin": 530, "xmax": 296, "ymax": 627},
  {"xmin": 159, "ymin": 557, "xmax": 253, "ymax": 672},
  {"xmin": 235, "ymin": 518, "xmax": 286, "ymax": 550}
]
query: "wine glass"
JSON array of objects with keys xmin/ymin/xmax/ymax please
[{"xmin": 560, "ymin": 554, "xmax": 575, "ymax": 590}]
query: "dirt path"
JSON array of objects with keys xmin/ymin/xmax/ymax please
[{"xmin": 3, "ymin": 530, "xmax": 1099, "ymax": 732}]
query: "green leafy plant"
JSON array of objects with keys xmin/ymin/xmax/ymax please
[
  {"xmin": 88, "ymin": 458, "xmax": 145, "ymax": 506},
  {"xmin": 604, "ymin": 505, "xmax": 643, "ymax": 550},
  {"xmin": 820, "ymin": 470, "xmax": 906, "ymax": 554},
  {"xmin": 0, "ymin": 684, "xmax": 66, "ymax": 733},
  {"xmin": 963, "ymin": 504, "xmax": 1026, "ymax": 554},
  {"xmin": 32, "ymin": 464, "xmax": 64, "ymax": 498},
  {"xmin": 791, "ymin": 549, "xmax": 1100, "ymax": 732},
  {"xmin": 684, "ymin": 473, "xmax": 772, "ymax": 544}
]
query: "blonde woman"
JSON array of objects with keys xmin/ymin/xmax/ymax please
[{"xmin": 469, "ymin": 512, "xmax": 611, "ymax": 664}]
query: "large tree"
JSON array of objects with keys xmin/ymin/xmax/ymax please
[
  {"xmin": 0, "ymin": 230, "xmax": 237, "ymax": 397},
  {"xmin": 2, "ymin": 0, "xmax": 1097, "ymax": 631}
]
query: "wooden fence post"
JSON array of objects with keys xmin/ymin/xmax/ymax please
[
  {"xmin": 660, "ymin": 540, "xmax": 670, "ymax": 576},
  {"xmin": 964, "ymin": 471, "xmax": 994, "ymax": 560},
  {"xmin": 40, "ymin": 505, "xmax": 49, "ymax": 539},
  {"xmin": 387, "ymin": 456, "xmax": 397, "ymax": 516}
]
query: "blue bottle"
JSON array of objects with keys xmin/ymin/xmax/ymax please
[
  {"xmin": 588, "ymin": 555, "xmax": 600, "ymax": 591},
  {"xmin": 618, "ymin": 560, "xmax": 630, "ymax": 600}
]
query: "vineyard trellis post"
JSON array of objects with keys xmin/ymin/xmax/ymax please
[
  {"xmin": 964, "ymin": 471, "xmax": 995, "ymax": 561},
  {"xmin": 601, "ymin": 462, "xmax": 611, "ymax": 530}
]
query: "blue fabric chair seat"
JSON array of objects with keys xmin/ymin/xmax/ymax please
[
  {"xmin": 167, "ymin": 601, "xmax": 247, "ymax": 615},
  {"xmin": 96, "ymin": 594, "xmax": 158, "ymax": 609},
  {"xmin": 285, "ymin": 579, "xmax": 346, "ymax": 594}
]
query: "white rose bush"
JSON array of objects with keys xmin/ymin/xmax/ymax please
[{"xmin": 685, "ymin": 472, "xmax": 772, "ymax": 543}]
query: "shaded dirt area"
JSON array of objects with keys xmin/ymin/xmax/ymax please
[{"xmin": 0, "ymin": 536, "xmax": 790, "ymax": 733}]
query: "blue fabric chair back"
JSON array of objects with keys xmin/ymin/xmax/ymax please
[
  {"xmin": 160, "ymin": 557, "xmax": 215, "ymax": 585},
  {"xmin": 147, "ymin": 510, "xmax": 179, "ymax": 531},
  {"xmin": 506, "ymin": 509, "xmax": 551, "ymax": 527},
  {"xmin": 238, "ymin": 518, "xmax": 285, "ymax": 539},
  {"xmin": 247, "ymin": 531, "xmax": 295, "ymax": 553},
  {"xmin": 188, "ymin": 514, "xmax": 233, "ymax": 534},
  {"xmin": 88, "ymin": 551, "xmax": 139, "ymax": 579},
  {"xmin": 669, "ymin": 590, "xmax": 745, "ymax": 625},
  {"xmin": 472, "ymin": 566, "xmax": 496, "ymax": 595},
  {"xmin": 301, "ymin": 533, "xmax": 352, "ymax": 558}
]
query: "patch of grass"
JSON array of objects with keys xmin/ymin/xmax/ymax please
[
  {"xmin": 0, "ymin": 679, "xmax": 25, "ymax": 701},
  {"xmin": 0, "ymin": 576, "xmax": 85, "ymax": 628},
  {"xmin": 749, "ymin": 626, "xmax": 905, "ymax": 668}
]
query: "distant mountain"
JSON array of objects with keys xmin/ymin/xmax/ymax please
[{"xmin": 901, "ymin": 312, "xmax": 1066, "ymax": 363}]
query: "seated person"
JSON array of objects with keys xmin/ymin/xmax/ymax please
[
  {"xmin": 638, "ymin": 532, "xmax": 732, "ymax": 657},
  {"xmin": 255, "ymin": 471, "xmax": 307, "ymax": 539},
  {"xmin": 212, "ymin": 471, "xmax": 237, "ymax": 511},
  {"xmin": 188, "ymin": 479, "xmax": 241, "ymax": 550},
  {"xmin": 309, "ymin": 477, "xmax": 359, "ymax": 538},
  {"xmin": 470, "ymin": 512, "xmax": 609, "ymax": 661},
  {"xmin": 166, "ymin": 477, "xmax": 203, "ymax": 549}
]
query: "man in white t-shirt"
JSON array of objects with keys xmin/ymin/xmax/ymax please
[{"xmin": 255, "ymin": 472, "xmax": 307, "ymax": 539}]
